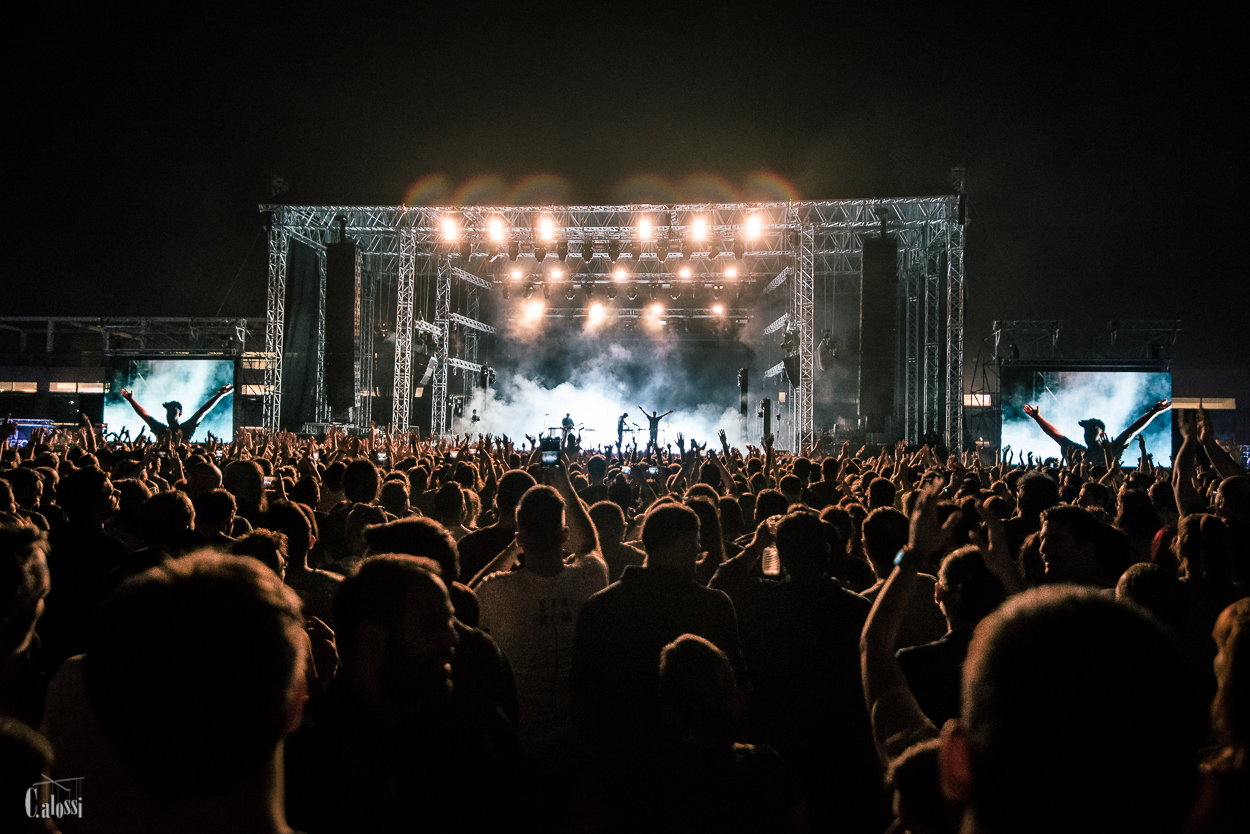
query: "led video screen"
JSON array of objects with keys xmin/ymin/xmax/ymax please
[
  {"xmin": 103, "ymin": 357, "xmax": 235, "ymax": 442},
  {"xmin": 1000, "ymin": 367, "xmax": 1172, "ymax": 465}
]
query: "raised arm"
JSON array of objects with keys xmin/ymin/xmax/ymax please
[
  {"xmin": 187, "ymin": 384, "xmax": 234, "ymax": 426},
  {"xmin": 119, "ymin": 389, "xmax": 166, "ymax": 436},
  {"xmin": 1197, "ymin": 404, "xmax": 1245, "ymax": 479},
  {"xmin": 1173, "ymin": 410, "xmax": 1202, "ymax": 516},
  {"xmin": 1111, "ymin": 399, "xmax": 1171, "ymax": 448},
  {"xmin": 553, "ymin": 455, "xmax": 601, "ymax": 561},
  {"xmin": 659, "ymin": 410, "xmax": 674, "ymax": 419},
  {"xmin": 1022, "ymin": 404, "xmax": 1066, "ymax": 448}
]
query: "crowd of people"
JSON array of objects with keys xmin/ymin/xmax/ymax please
[{"xmin": 1, "ymin": 405, "xmax": 1247, "ymax": 833}]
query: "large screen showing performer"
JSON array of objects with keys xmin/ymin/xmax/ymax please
[
  {"xmin": 1000, "ymin": 367, "xmax": 1172, "ymax": 466},
  {"xmin": 103, "ymin": 357, "xmax": 235, "ymax": 442}
]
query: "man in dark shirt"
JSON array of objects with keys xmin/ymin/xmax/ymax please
[
  {"xmin": 457, "ymin": 470, "xmax": 535, "ymax": 583},
  {"xmin": 571, "ymin": 503, "xmax": 746, "ymax": 757},
  {"xmin": 118, "ymin": 384, "xmax": 233, "ymax": 443}
]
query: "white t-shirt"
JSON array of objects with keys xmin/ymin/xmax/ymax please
[{"xmin": 476, "ymin": 553, "xmax": 608, "ymax": 755}]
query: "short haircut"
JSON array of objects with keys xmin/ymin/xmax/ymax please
[
  {"xmin": 334, "ymin": 554, "xmax": 444, "ymax": 664},
  {"xmin": 86, "ymin": 552, "xmax": 303, "ymax": 801},
  {"xmin": 937, "ymin": 546, "xmax": 1004, "ymax": 624},
  {"xmin": 56, "ymin": 466, "xmax": 112, "ymax": 522},
  {"xmin": 867, "ymin": 477, "xmax": 896, "ymax": 509},
  {"xmin": 193, "ymin": 488, "xmax": 236, "ymax": 528},
  {"xmin": 435, "ymin": 481, "xmax": 464, "ymax": 522},
  {"xmin": 516, "ymin": 485, "xmax": 565, "ymax": 549},
  {"xmin": 264, "ymin": 500, "xmax": 312, "ymax": 559},
  {"xmin": 589, "ymin": 500, "xmax": 626, "ymax": 544},
  {"xmin": 232, "ymin": 529, "xmax": 288, "ymax": 576},
  {"xmin": 1016, "ymin": 472, "xmax": 1060, "ymax": 519},
  {"xmin": 642, "ymin": 503, "xmax": 700, "ymax": 556},
  {"xmin": 342, "ymin": 460, "xmax": 381, "ymax": 504},
  {"xmin": 1115, "ymin": 563, "xmax": 1189, "ymax": 635},
  {"xmin": 587, "ymin": 455, "xmax": 608, "ymax": 479},
  {"xmin": 139, "ymin": 490, "xmax": 195, "ymax": 546},
  {"xmin": 775, "ymin": 510, "xmax": 828, "ymax": 580},
  {"xmin": 323, "ymin": 460, "xmax": 347, "ymax": 493},
  {"xmin": 658, "ymin": 634, "xmax": 735, "ymax": 740},
  {"xmin": 362, "ymin": 517, "xmax": 460, "ymax": 584},
  {"xmin": 1041, "ymin": 504, "xmax": 1101, "ymax": 545},
  {"xmin": 961, "ymin": 586, "xmax": 1203, "ymax": 834},
  {"xmin": 861, "ymin": 507, "xmax": 909, "ymax": 574},
  {"xmin": 753, "ymin": 488, "xmax": 789, "ymax": 525},
  {"xmin": 497, "ymin": 470, "xmax": 538, "ymax": 514}
]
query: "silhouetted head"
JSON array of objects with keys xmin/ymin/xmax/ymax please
[
  {"xmin": 162, "ymin": 401, "xmax": 183, "ymax": 420},
  {"xmin": 1077, "ymin": 417, "xmax": 1105, "ymax": 444}
]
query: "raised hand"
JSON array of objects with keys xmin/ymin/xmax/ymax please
[{"xmin": 1023, "ymin": 404, "xmax": 1039, "ymax": 418}]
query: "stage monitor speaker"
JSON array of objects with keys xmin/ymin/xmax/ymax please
[
  {"xmin": 324, "ymin": 240, "xmax": 358, "ymax": 413},
  {"xmin": 858, "ymin": 234, "xmax": 898, "ymax": 429}
]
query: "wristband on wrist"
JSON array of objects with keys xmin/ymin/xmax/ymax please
[{"xmin": 894, "ymin": 547, "xmax": 922, "ymax": 569}]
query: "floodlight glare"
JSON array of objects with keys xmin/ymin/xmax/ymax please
[
  {"xmin": 692, "ymin": 218, "xmax": 707, "ymax": 241},
  {"xmin": 713, "ymin": 304, "xmax": 724, "ymax": 315},
  {"xmin": 651, "ymin": 303, "xmax": 664, "ymax": 316},
  {"xmin": 540, "ymin": 218, "xmax": 555, "ymax": 241},
  {"xmin": 614, "ymin": 267, "xmax": 627, "ymax": 280},
  {"xmin": 679, "ymin": 267, "xmax": 692, "ymax": 279},
  {"xmin": 746, "ymin": 215, "xmax": 761, "ymax": 239},
  {"xmin": 725, "ymin": 266, "xmax": 738, "ymax": 279},
  {"xmin": 442, "ymin": 218, "xmax": 458, "ymax": 241},
  {"xmin": 589, "ymin": 303, "xmax": 605, "ymax": 322},
  {"xmin": 526, "ymin": 300, "xmax": 544, "ymax": 319},
  {"xmin": 551, "ymin": 268, "xmax": 562, "ymax": 279},
  {"xmin": 511, "ymin": 269, "xmax": 522, "ymax": 280},
  {"xmin": 489, "ymin": 219, "xmax": 504, "ymax": 241},
  {"xmin": 638, "ymin": 218, "xmax": 652, "ymax": 239}
]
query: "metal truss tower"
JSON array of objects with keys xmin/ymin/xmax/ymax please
[{"xmin": 261, "ymin": 196, "xmax": 965, "ymax": 449}]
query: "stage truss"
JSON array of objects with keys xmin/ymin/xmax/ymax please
[{"xmin": 261, "ymin": 195, "xmax": 966, "ymax": 451}]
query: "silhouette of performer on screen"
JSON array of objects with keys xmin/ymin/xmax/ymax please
[
  {"xmin": 638, "ymin": 406, "xmax": 673, "ymax": 455},
  {"xmin": 1022, "ymin": 399, "xmax": 1171, "ymax": 468},
  {"xmin": 120, "ymin": 384, "xmax": 233, "ymax": 442}
]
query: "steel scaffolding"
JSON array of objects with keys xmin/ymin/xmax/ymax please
[{"xmin": 261, "ymin": 196, "xmax": 966, "ymax": 449}]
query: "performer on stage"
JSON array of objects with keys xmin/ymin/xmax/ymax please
[
  {"xmin": 119, "ymin": 384, "xmax": 232, "ymax": 443},
  {"xmin": 561, "ymin": 412, "xmax": 575, "ymax": 445},
  {"xmin": 1022, "ymin": 399, "xmax": 1171, "ymax": 468},
  {"xmin": 638, "ymin": 406, "xmax": 673, "ymax": 454},
  {"xmin": 617, "ymin": 412, "xmax": 630, "ymax": 449}
]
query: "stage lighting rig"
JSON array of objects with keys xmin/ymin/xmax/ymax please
[
  {"xmin": 566, "ymin": 286, "xmax": 576, "ymax": 301},
  {"xmin": 746, "ymin": 214, "xmax": 761, "ymax": 239},
  {"xmin": 708, "ymin": 239, "xmax": 722, "ymax": 258},
  {"xmin": 489, "ymin": 218, "xmax": 505, "ymax": 241},
  {"xmin": 535, "ymin": 245, "xmax": 547, "ymax": 262},
  {"xmin": 627, "ymin": 285, "xmax": 639, "ymax": 301},
  {"xmin": 607, "ymin": 284, "xmax": 617, "ymax": 300},
  {"xmin": 459, "ymin": 240, "xmax": 473, "ymax": 261},
  {"xmin": 442, "ymin": 218, "xmax": 458, "ymax": 241},
  {"xmin": 608, "ymin": 239, "xmax": 620, "ymax": 262},
  {"xmin": 657, "ymin": 237, "xmax": 670, "ymax": 260},
  {"xmin": 557, "ymin": 241, "xmax": 569, "ymax": 261},
  {"xmin": 733, "ymin": 238, "xmax": 746, "ymax": 259},
  {"xmin": 524, "ymin": 283, "xmax": 535, "ymax": 298},
  {"xmin": 580, "ymin": 241, "xmax": 594, "ymax": 262},
  {"xmin": 681, "ymin": 240, "xmax": 694, "ymax": 260},
  {"xmin": 508, "ymin": 241, "xmax": 520, "ymax": 261},
  {"xmin": 628, "ymin": 240, "xmax": 643, "ymax": 260}
]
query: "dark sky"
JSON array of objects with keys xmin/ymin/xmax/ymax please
[{"xmin": 8, "ymin": 5, "xmax": 1246, "ymax": 367}]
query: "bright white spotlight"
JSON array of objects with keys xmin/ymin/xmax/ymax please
[
  {"xmin": 511, "ymin": 269, "xmax": 522, "ymax": 280},
  {"xmin": 525, "ymin": 300, "xmax": 544, "ymax": 320},
  {"xmin": 442, "ymin": 218, "xmax": 458, "ymax": 241},
  {"xmin": 725, "ymin": 266, "xmax": 738, "ymax": 279},
  {"xmin": 638, "ymin": 218, "xmax": 652, "ymax": 239},
  {"xmin": 746, "ymin": 215, "xmax": 761, "ymax": 239},
  {"xmin": 540, "ymin": 217, "xmax": 555, "ymax": 241},
  {"xmin": 650, "ymin": 303, "xmax": 664, "ymax": 316},
  {"xmin": 679, "ymin": 266, "xmax": 691, "ymax": 279},
  {"xmin": 489, "ymin": 218, "xmax": 504, "ymax": 241},
  {"xmin": 613, "ymin": 267, "xmax": 627, "ymax": 280},
  {"xmin": 713, "ymin": 304, "xmax": 724, "ymax": 315},
  {"xmin": 589, "ymin": 302, "xmax": 605, "ymax": 322},
  {"xmin": 551, "ymin": 268, "xmax": 562, "ymax": 279},
  {"xmin": 692, "ymin": 217, "xmax": 707, "ymax": 240}
]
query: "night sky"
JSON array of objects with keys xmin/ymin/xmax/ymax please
[{"xmin": 8, "ymin": 5, "xmax": 1246, "ymax": 369}]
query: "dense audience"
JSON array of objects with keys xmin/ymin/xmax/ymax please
[{"xmin": 1, "ymin": 407, "xmax": 1248, "ymax": 833}]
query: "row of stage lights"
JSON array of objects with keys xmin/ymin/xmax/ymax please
[
  {"xmin": 440, "ymin": 213, "xmax": 766, "ymax": 264},
  {"xmin": 504, "ymin": 279, "xmax": 738, "ymax": 302},
  {"xmin": 514, "ymin": 298, "xmax": 733, "ymax": 325}
]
